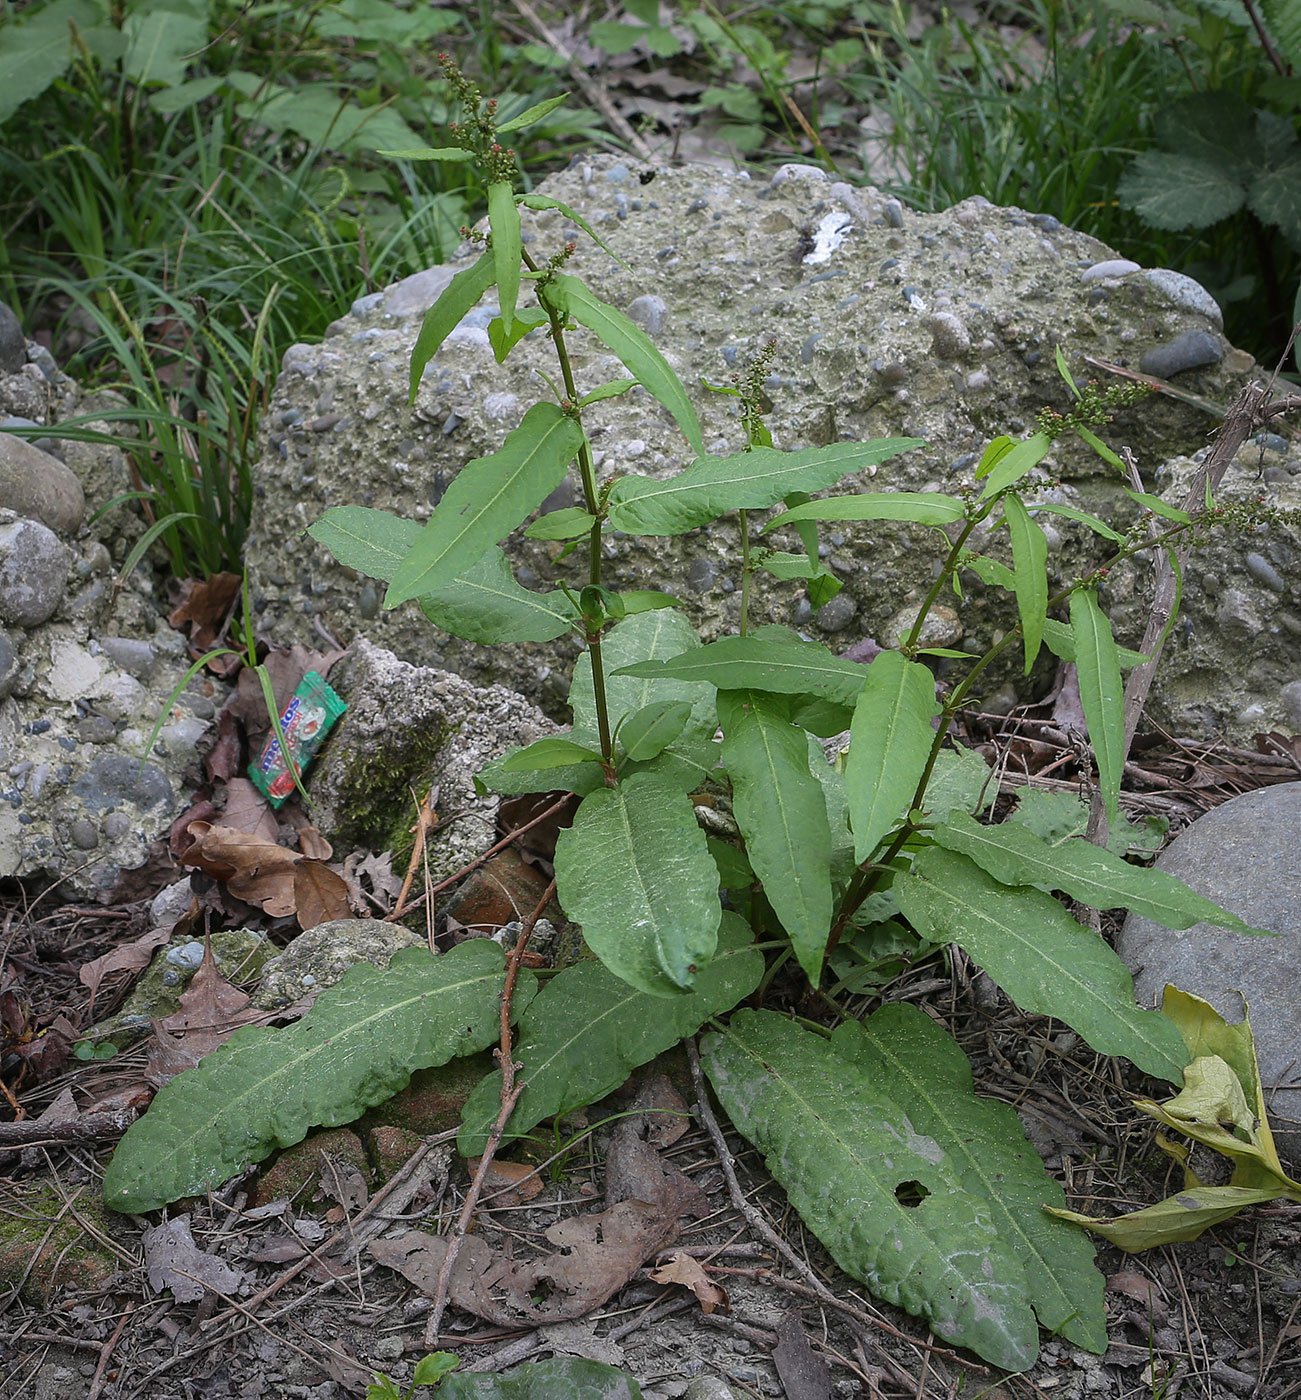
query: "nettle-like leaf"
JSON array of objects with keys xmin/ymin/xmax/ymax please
[
  {"xmin": 458, "ymin": 913, "xmax": 761, "ymax": 1155},
  {"xmin": 701, "ymin": 1009, "xmax": 1043, "ymax": 1372},
  {"xmin": 1069, "ymin": 590, "xmax": 1124, "ymax": 829},
  {"xmin": 616, "ymin": 634, "xmax": 871, "ymax": 704},
  {"xmin": 1249, "ymin": 149, "xmax": 1301, "ymax": 251},
  {"xmin": 385, "ymin": 403, "xmax": 583, "ymax": 607},
  {"xmin": 844, "ymin": 651, "xmax": 939, "ymax": 863},
  {"xmin": 123, "ymin": 6, "xmax": 208, "ymax": 87},
  {"xmin": 542, "ymin": 273, "xmax": 703, "ymax": 454},
  {"xmin": 554, "ymin": 771, "xmax": 721, "ymax": 996},
  {"xmin": 232, "ymin": 79, "xmax": 425, "ymax": 158},
  {"xmin": 407, "ymin": 250, "xmax": 495, "ymax": 399},
  {"xmin": 606, "ymin": 440, "xmax": 922, "ymax": 535},
  {"xmin": 718, "ymin": 691, "xmax": 832, "ymax": 982},
  {"xmin": 933, "ymin": 811, "xmax": 1273, "ymax": 937},
  {"xmin": 1002, "ymin": 494, "xmax": 1047, "ymax": 673},
  {"xmin": 104, "ymin": 942, "xmax": 525, "ymax": 1214},
  {"xmin": 896, "ymin": 846, "xmax": 1188, "ymax": 1083},
  {"xmin": 441, "ymin": 1358, "xmax": 643, "ymax": 1400},
  {"xmin": 1117, "ymin": 151, "xmax": 1244, "ymax": 230}
]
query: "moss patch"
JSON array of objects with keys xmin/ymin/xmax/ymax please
[{"xmin": 0, "ymin": 1181, "xmax": 125, "ymax": 1304}]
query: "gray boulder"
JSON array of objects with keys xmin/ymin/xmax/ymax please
[
  {"xmin": 244, "ymin": 156, "xmax": 1290, "ymax": 738},
  {"xmin": 1117, "ymin": 782, "xmax": 1301, "ymax": 1169},
  {"xmin": 0, "ymin": 432, "xmax": 85, "ymax": 535},
  {"xmin": 0, "ymin": 517, "xmax": 73, "ymax": 627}
]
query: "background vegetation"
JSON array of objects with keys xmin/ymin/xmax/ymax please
[{"xmin": 1, "ymin": 0, "xmax": 1297, "ymax": 580}]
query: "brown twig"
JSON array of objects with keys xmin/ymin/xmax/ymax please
[
  {"xmin": 390, "ymin": 783, "xmax": 440, "ymax": 932},
  {"xmin": 384, "ymin": 794, "xmax": 572, "ymax": 922},
  {"xmin": 422, "ymin": 877, "xmax": 557, "ymax": 1346},
  {"xmin": 0, "ymin": 1108, "xmax": 139, "ymax": 1149},
  {"xmin": 85, "ymin": 1301, "xmax": 135, "ymax": 1400}
]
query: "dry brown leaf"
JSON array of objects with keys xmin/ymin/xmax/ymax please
[
  {"xmin": 468, "ymin": 1156, "xmax": 544, "ymax": 1207},
  {"xmin": 1106, "ymin": 1269, "xmax": 1170, "ymax": 1325},
  {"xmin": 78, "ymin": 925, "xmax": 174, "ymax": 1003},
  {"xmin": 772, "ymin": 1313, "xmax": 832, "ymax": 1400},
  {"xmin": 167, "ymin": 572, "xmax": 242, "ymax": 654},
  {"xmin": 221, "ymin": 778, "xmax": 280, "ymax": 842},
  {"xmin": 227, "ymin": 645, "xmax": 348, "ymax": 748},
  {"xmin": 143, "ymin": 1215, "xmax": 249, "ymax": 1303},
  {"xmin": 181, "ymin": 822, "xmax": 300, "ymax": 915},
  {"xmin": 296, "ymin": 826, "xmax": 334, "ymax": 862},
  {"xmin": 649, "ymin": 1251, "xmax": 729, "ymax": 1315},
  {"xmin": 293, "ymin": 861, "xmax": 353, "ymax": 930},
  {"xmin": 606, "ymin": 1076, "xmax": 708, "ymax": 1218},
  {"xmin": 205, "ymin": 708, "xmax": 243, "ymax": 783},
  {"xmin": 370, "ymin": 1197, "xmax": 679, "ymax": 1326},
  {"xmin": 144, "ymin": 938, "xmax": 263, "ymax": 1086},
  {"xmin": 350, "ymin": 850, "xmax": 404, "ymax": 901}
]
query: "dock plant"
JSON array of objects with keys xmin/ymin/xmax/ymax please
[{"xmin": 105, "ymin": 60, "xmax": 1292, "ymax": 1373}]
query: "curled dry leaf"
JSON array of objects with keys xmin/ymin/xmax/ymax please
[
  {"xmin": 145, "ymin": 938, "xmax": 265, "ymax": 1087},
  {"xmin": 78, "ymin": 925, "xmax": 175, "ymax": 1004},
  {"xmin": 649, "ymin": 1251, "xmax": 729, "ymax": 1314},
  {"xmin": 772, "ymin": 1313, "xmax": 833, "ymax": 1400},
  {"xmin": 143, "ymin": 1215, "xmax": 249, "ymax": 1303},
  {"xmin": 468, "ymin": 1155, "xmax": 544, "ymax": 1208},
  {"xmin": 168, "ymin": 572, "xmax": 242, "ymax": 656}
]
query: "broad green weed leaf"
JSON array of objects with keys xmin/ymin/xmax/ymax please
[
  {"xmin": 496, "ymin": 93, "xmax": 570, "ymax": 134},
  {"xmin": 1050, "ymin": 1184, "xmax": 1288, "ymax": 1251},
  {"xmin": 701, "ymin": 1010, "xmax": 1042, "ymax": 1372},
  {"xmin": 718, "ymin": 692, "xmax": 832, "ymax": 982},
  {"xmin": 408, "ymin": 250, "xmax": 495, "ymax": 400},
  {"xmin": 524, "ymin": 507, "xmax": 597, "ymax": 540},
  {"xmin": 501, "ymin": 737, "xmax": 605, "ymax": 772},
  {"xmin": 0, "ymin": 0, "xmax": 105, "ymax": 123},
  {"xmin": 1255, "ymin": 157, "xmax": 1301, "ymax": 252},
  {"xmin": 458, "ymin": 913, "xmax": 761, "ymax": 1154},
  {"xmin": 308, "ymin": 505, "xmax": 418, "ymax": 579},
  {"xmin": 488, "ymin": 182, "xmax": 522, "ymax": 334},
  {"xmin": 923, "ymin": 744, "xmax": 994, "ymax": 823},
  {"xmin": 1002, "ymin": 494, "xmax": 1048, "ymax": 673},
  {"xmin": 103, "ymin": 942, "xmax": 524, "ymax": 1213},
  {"xmin": 489, "ymin": 307, "xmax": 549, "ymax": 362},
  {"xmin": 766, "ymin": 488, "xmax": 962, "ymax": 530},
  {"xmin": 518, "ymin": 194, "xmax": 627, "ymax": 266},
  {"xmin": 1117, "ymin": 151, "xmax": 1245, "ymax": 229},
  {"xmin": 385, "ymin": 403, "xmax": 582, "ymax": 607},
  {"xmin": 607, "ymin": 440, "xmax": 923, "ymax": 535},
  {"xmin": 896, "ymin": 846, "xmax": 1188, "ymax": 1082},
  {"xmin": 578, "ymin": 379, "xmax": 637, "ymax": 406},
  {"xmin": 123, "ymin": 6, "xmax": 208, "ymax": 87},
  {"xmin": 1042, "ymin": 617, "xmax": 1147, "ymax": 668},
  {"xmin": 619, "ymin": 700, "xmax": 692, "ymax": 761},
  {"xmin": 845, "ymin": 652, "xmax": 940, "ymax": 862},
  {"xmin": 618, "ymin": 590, "xmax": 679, "ymax": 614},
  {"xmin": 979, "ymin": 431, "xmax": 1052, "ymax": 499},
  {"xmin": 377, "ymin": 146, "xmax": 475, "ymax": 161},
  {"xmin": 554, "ymin": 772, "xmax": 721, "ymax": 995},
  {"xmin": 147, "ymin": 74, "xmax": 226, "ymax": 113},
  {"xmin": 1069, "ymin": 590, "xmax": 1125, "ymax": 829},
  {"xmin": 934, "ymin": 811, "xmax": 1274, "ymax": 936},
  {"xmin": 441, "ymin": 1357, "xmax": 642, "ymax": 1400},
  {"xmin": 835, "ymin": 1007, "xmax": 1107, "ymax": 1353},
  {"xmin": 234, "ymin": 82, "xmax": 424, "ymax": 157},
  {"xmin": 421, "ymin": 548, "xmax": 580, "ymax": 644},
  {"xmin": 615, "ymin": 635, "xmax": 871, "ymax": 705},
  {"xmin": 544, "ymin": 274, "xmax": 703, "ymax": 454}
]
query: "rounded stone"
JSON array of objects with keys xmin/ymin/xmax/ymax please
[
  {"xmin": 627, "ymin": 295, "xmax": 668, "ymax": 337},
  {"xmin": 1117, "ymin": 783, "xmax": 1301, "ymax": 1169},
  {"xmin": 1138, "ymin": 330, "xmax": 1223, "ymax": 379},
  {"xmin": 1281, "ymin": 679, "xmax": 1301, "ymax": 732},
  {"xmin": 69, "ymin": 818, "xmax": 99, "ymax": 850},
  {"xmin": 0, "ymin": 434, "xmax": 86, "ymax": 534},
  {"xmin": 1080, "ymin": 258, "xmax": 1140, "ymax": 283},
  {"xmin": 0, "ymin": 626, "xmax": 18, "ymax": 699},
  {"xmin": 0, "ymin": 518, "xmax": 73, "ymax": 627},
  {"xmin": 1141, "ymin": 268, "xmax": 1223, "ymax": 327},
  {"xmin": 1245, "ymin": 552, "xmax": 1285, "ymax": 593},
  {"xmin": 102, "ymin": 812, "xmax": 132, "ymax": 840},
  {"xmin": 885, "ymin": 602, "xmax": 962, "ymax": 649},
  {"xmin": 926, "ymin": 312, "xmax": 970, "ymax": 360},
  {"xmin": 0, "ymin": 301, "xmax": 24, "ymax": 373},
  {"xmin": 815, "ymin": 592, "xmax": 857, "ymax": 632},
  {"xmin": 686, "ymin": 557, "xmax": 715, "ymax": 593}
]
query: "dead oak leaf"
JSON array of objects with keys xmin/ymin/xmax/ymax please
[
  {"xmin": 168, "ymin": 572, "xmax": 242, "ymax": 656},
  {"xmin": 370, "ymin": 1197, "xmax": 680, "ymax": 1326},
  {"xmin": 649, "ymin": 1251, "xmax": 729, "ymax": 1315}
]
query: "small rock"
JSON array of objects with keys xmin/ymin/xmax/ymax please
[
  {"xmin": 815, "ymin": 592, "xmax": 857, "ymax": 632},
  {"xmin": 1117, "ymin": 782, "xmax": 1301, "ymax": 1169},
  {"xmin": 0, "ymin": 518, "xmax": 73, "ymax": 627},
  {"xmin": 1142, "ymin": 268, "xmax": 1223, "ymax": 327},
  {"xmin": 150, "ymin": 878, "xmax": 195, "ymax": 926},
  {"xmin": 0, "ymin": 436, "xmax": 86, "ymax": 534},
  {"xmin": 1245, "ymin": 552, "xmax": 1285, "ymax": 593},
  {"xmin": 69, "ymin": 818, "xmax": 98, "ymax": 850},
  {"xmin": 253, "ymin": 918, "xmax": 423, "ymax": 1008},
  {"xmin": 1282, "ymin": 679, "xmax": 1301, "ymax": 732},
  {"xmin": 483, "ymin": 391, "xmax": 520, "ymax": 422},
  {"xmin": 0, "ymin": 626, "xmax": 18, "ymax": 699},
  {"xmin": 444, "ymin": 849, "xmax": 558, "ymax": 932},
  {"xmin": 882, "ymin": 198, "xmax": 904, "ymax": 228},
  {"xmin": 627, "ymin": 294, "xmax": 669, "ymax": 337},
  {"xmin": 1138, "ymin": 330, "xmax": 1223, "ymax": 378},
  {"xmin": 98, "ymin": 636, "xmax": 157, "ymax": 679},
  {"xmin": 0, "ymin": 302, "xmax": 25, "ymax": 373},
  {"xmin": 687, "ymin": 558, "xmax": 715, "ymax": 593},
  {"xmin": 926, "ymin": 312, "xmax": 970, "ymax": 360},
  {"xmin": 1080, "ymin": 258, "xmax": 1140, "ymax": 283},
  {"xmin": 885, "ymin": 602, "xmax": 962, "ymax": 649}
]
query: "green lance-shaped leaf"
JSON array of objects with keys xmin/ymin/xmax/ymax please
[
  {"xmin": 524, "ymin": 507, "xmax": 599, "ymax": 540},
  {"xmin": 765, "ymin": 488, "xmax": 962, "ymax": 531},
  {"xmin": 441, "ymin": 1357, "xmax": 643, "ymax": 1400},
  {"xmin": 489, "ymin": 307, "xmax": 549, "ymax": 363},
  {"xmin": 834, "ymin": 1006, "xmax": 1107, "ymax": 1353},
  {"xmin": 1050, "ymin": 1183, "xmax": 1289, "ymax": 1252},
  {"xmin": 1033, "ymin": 502, "xmax": 1126, "ymax": 543},
  {"xmin": 616, "ymin": 634, "xmax": 872, "ymax": 706},
  {"xmin": 308, "ymin": 504, "xmax": 419, "ymax": 580},
  {"xmin": 408, "ymin": 250, "xmax": 495, "ymax": 401},
  {"xmin": 488, "ymin": 181, "xmax": 522, "ymax": 335},
  {"xmin": 979, "ymin": 431, "xmax": 1052, "ymax": 499},
  {"xmin": 543, "ymin": 273, "xmax": 703, "ymax": 454},
  {"xmin": 103, "ymin": 942, "xmax": 526, "ymax": 1213},
  {"xmin": 385, "ymin": 403, "xmax": 582, "ymax": 608},
  {"xmin": 1002, "ymin": 494, "xmax": 1048, "ymax": 673},
  {"xmin": 496, "ymin": 93, "xmax": 571, "ymax": 134},
  {"xmin": 1069, "ymin": 589, "xmax": 1124, "ymax": 829},
  {"xmin": 619, "ymin": 700, "xmax": 693, "ymax": 762},
  {"xmin": 718, "ymin": 691, "xmax": 833, "ymax": 982},
  {"xmin": 934, "ymin": 811, "xmax": 1274, "ymax": 937},
  {"xmin": 606, "ymin": 439, "xmax": 923, "ymax": 535},
  {"xmin": 458, "ymin": 912, "xmax": 761, "ymax": 1154},
  {"xmin": 420, "ymin": 546, "xmax": 580, "ymax": 644},
  {"xmin": 554, "ymin": 772, "xmax": 722, "ymax": 996},
  {"xmin": 501, "ymin": 737, "xmax": 606, "ymax": 772},
  {"xmin": 378, "ymin": 146, "xmax": 476, "ymax": 161},
  {"xmin": 701, "ymin": 1010, "xmax": 1042, "ymax": 1372},
  {"xmin": 896, "ymin": 847, "xmax": 1188, "ymax": 1083},
  {"xmin": 518, "ymin": 193, "xmax": 627, "ymax": 266},
  {"xmin": 844, "ymin": 651, "xmax": 940, "ymax": 863},
  {"xmin": 1042, "ymin": 617, "xmax": 1147, "ymax": 669}
]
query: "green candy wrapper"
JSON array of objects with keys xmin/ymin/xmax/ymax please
[{"xmin": 250, "ymin": 671, "xmax": 347, "ymax": 807}]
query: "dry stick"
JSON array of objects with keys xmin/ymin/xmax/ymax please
[
  {"xmin": 84, "ymin": 1301, "xmax": 135, "ymax": 1400},
  {"xmin": 0, "ymin": 1108, "xmax": 138, "ymax": 1149},
  {"xmin": 385, "ymin": 794, "xmax": 572, "ymax": 923},
  {"xmin": 391, "ymin": 784, "xmax": 440, "ymax": 942},
  {"xmin": 422, "ymin": 877, "xmax": 558, "ymax": 1347}
]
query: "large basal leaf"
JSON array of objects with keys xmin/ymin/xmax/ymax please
[
  {"xmin": 123, "ymin": 6, "xmax": 208, "ymax": 86},
  {"xmin": 844, "ymin": 651, "xmax": 939, "ymax": 863},
  {"xmin": 701, "ymin": 1010, "xmax": 1042, "ymax": 1372},
  {"xmin": 605, "ymin": 440, "xmax": 922, "ymax": 535},
  {"xmin": 615, "ymin": 634, "xmax": 871, "ymax": 705},
  {"xmin": 407, "ymin": 250, "xmax": 495, "ymax": 400},
  {"xmin": 933, "ymin": 811, "xmax": 1273, "ymax": 937},
  {"xmin": 1069, "ymin": 590, "xmax": 1125, "ymax": 829},
  {"xmin": 833, "ymin": 1006, "xmax": 1107, "ymax": 1353},
  {"xmin": 458, "ymin": 912, "xmax": 761, "ymax": 1154},
  {"xmin": 441, "ymin": 1357, "xmax": 642, "ymax": 1400},
  {"xmin": 553, "ymin": 772, "xmax": 721, "ymax": 996},
  {"xmin": 896, "ymin": 846, "xmax": 1188, "ymax": 1083},
  {"xmin": 1117, "ymin": 151, "xmax": 1245, "ymax": 230},
  {"xmin": 717, "ymin": 692, "xmax": 832, "ymax": 982},
  {"xmin": 764, "ymin": 487, "xmax": 961, "ymax": 530},
  {"xmin": 0, "ymin": 0, "xmax": 104, "ymax": 123},
  {"xmin": 308, "ymin": 503, "xmax": 419, "ymax": 579},
  {"xmin": 543, "ymin": 274, "xmax": 703, "ymax": 454},
  {"xmin": 103, "ymin": 941, "xmax": 524, "ymax": 1214},
  {"xmin": 1002, "ymin": 494, "xmax": 1047, "ymax": 673},
  {"xmin": 1248, "ymin": 151, "xmax": 1301, "ymax": 249},
  {"xmin": 487, "ymin": 181, "xmax": 522, "ymax": 334},
  {"xmin": 385, "ymin": 403, "xmax": 583, "ymax": 607},
  {"xmin": 233, "ymin": 79, "xmax": 425, "ymax": 157}
]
